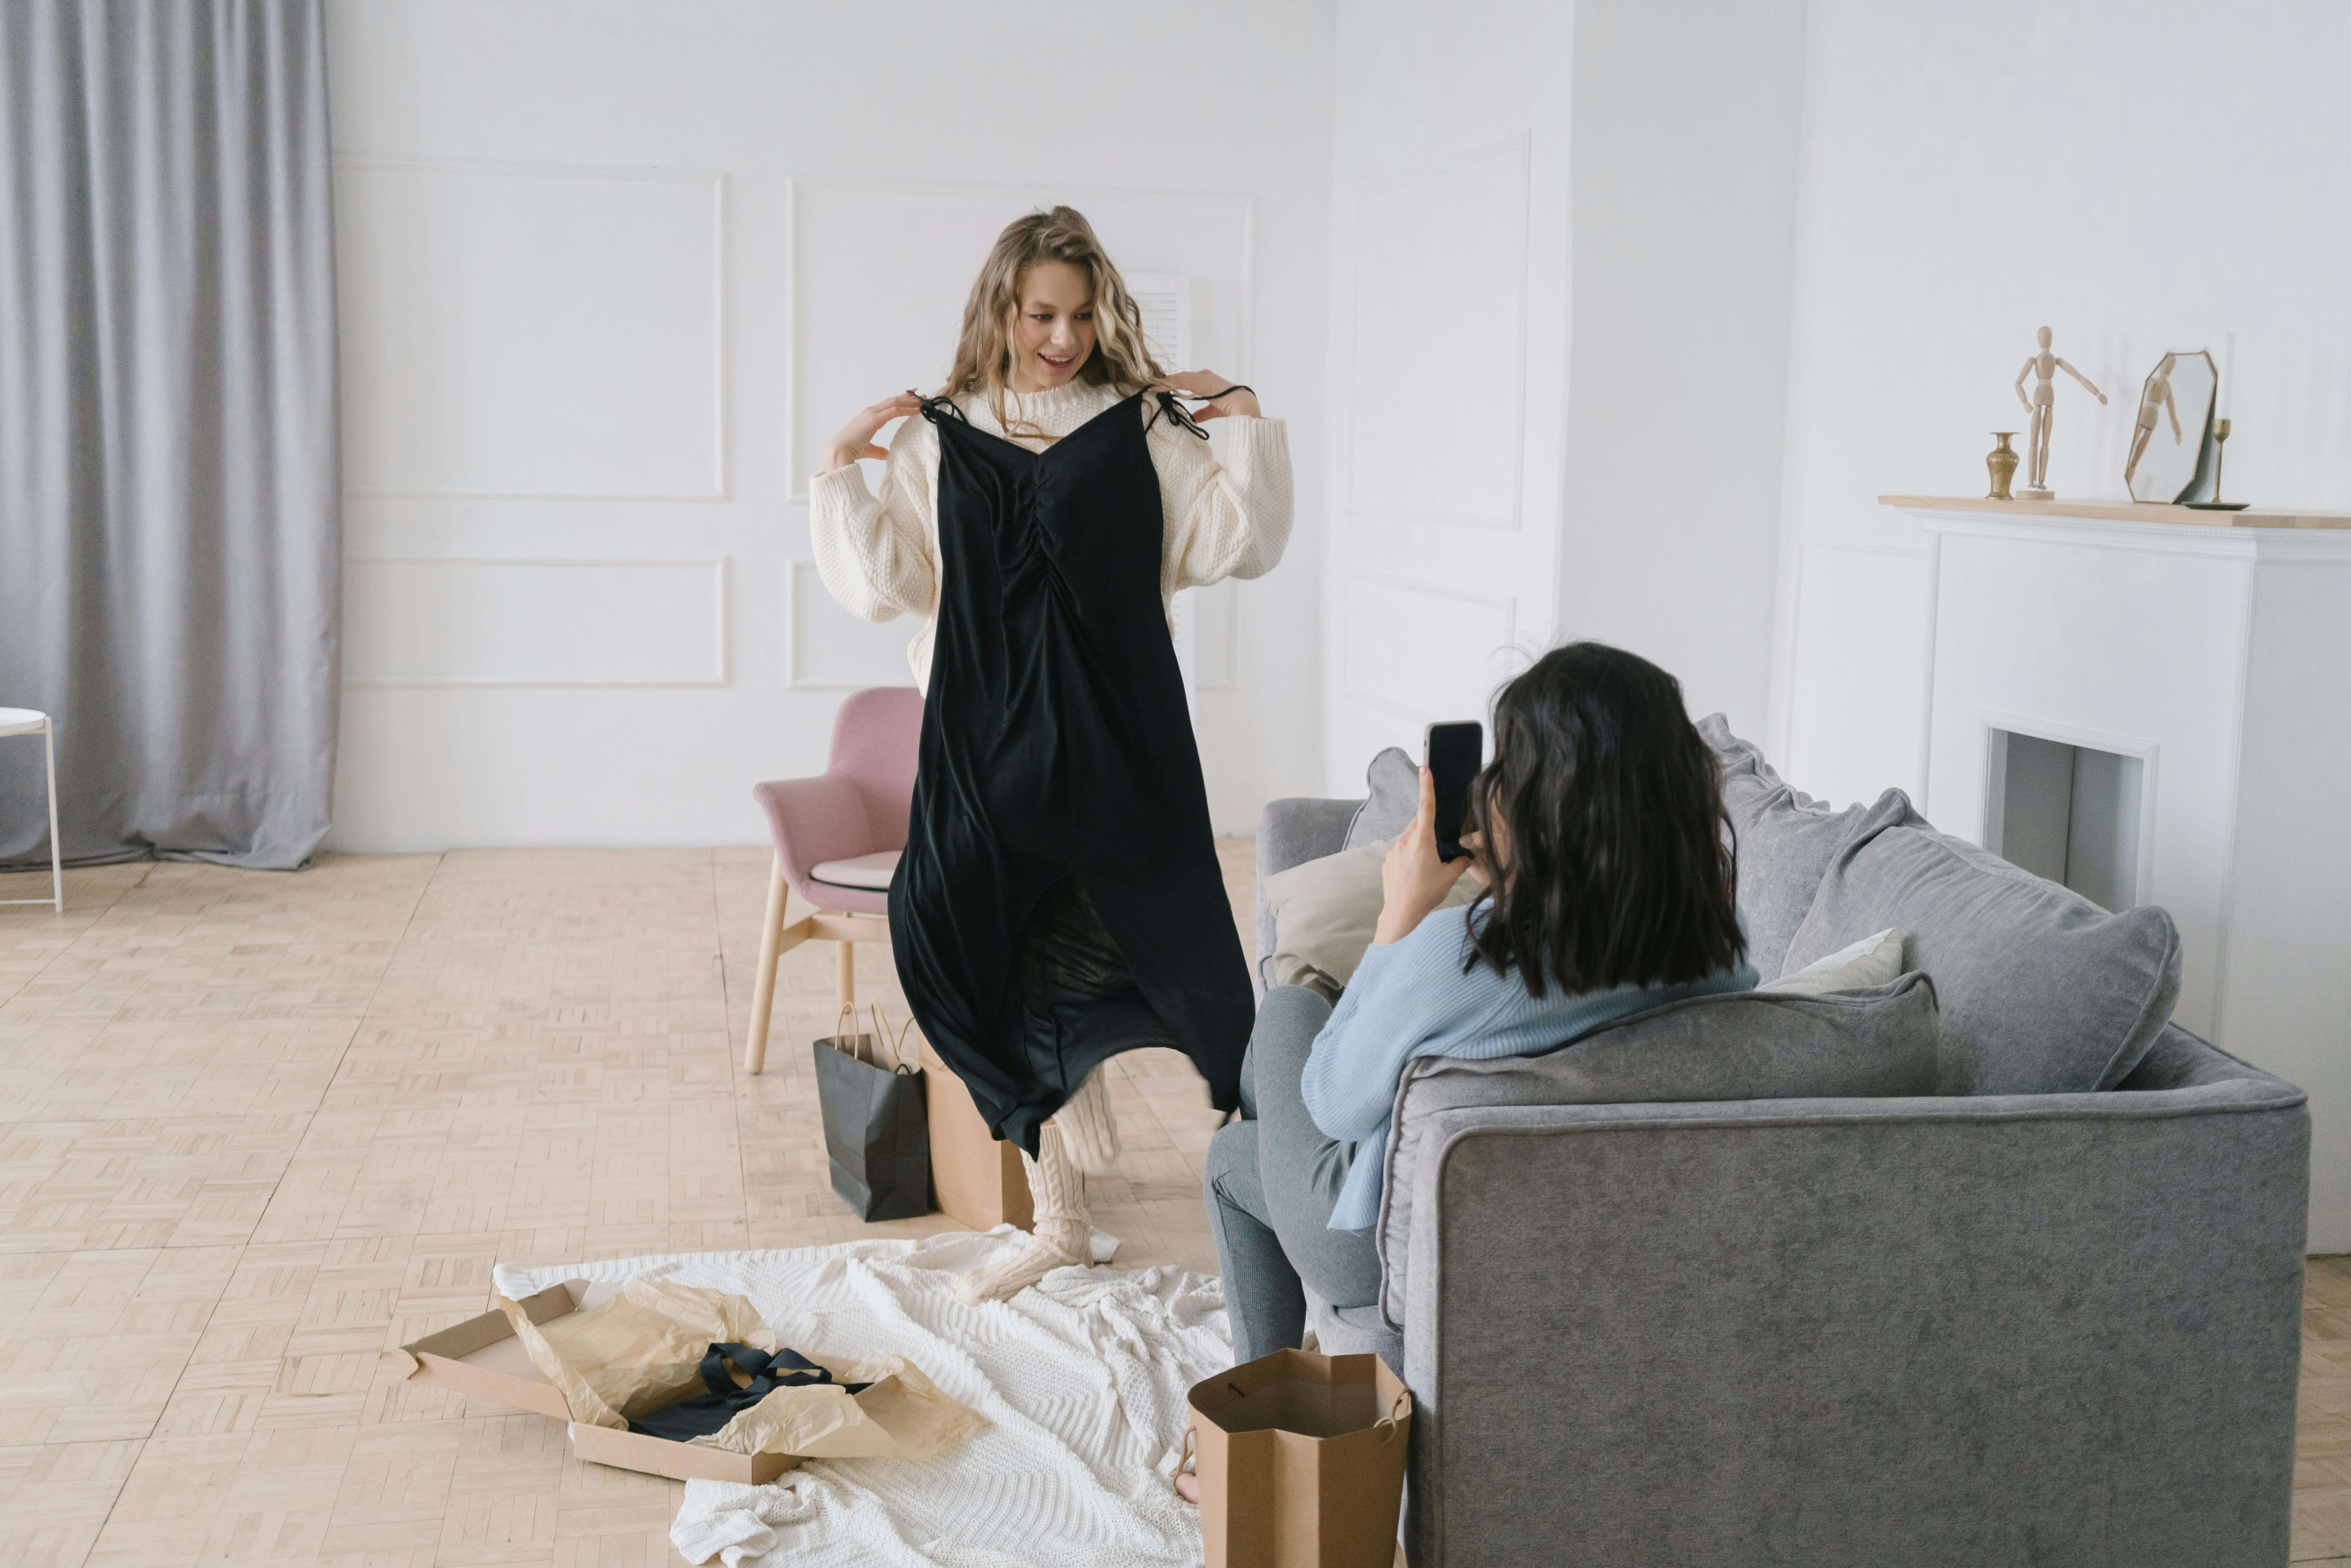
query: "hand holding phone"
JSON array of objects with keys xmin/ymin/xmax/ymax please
[{"xmin": 1375, "ymin": 763, "xmax": 1479, "ymax": 946}]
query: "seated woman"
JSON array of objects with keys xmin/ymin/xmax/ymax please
[{"xmin": 1203, "ymin": 641, "xmax": 1760, "ymax": 1362}]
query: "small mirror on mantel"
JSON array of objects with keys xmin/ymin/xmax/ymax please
[{"xmin": 2123, "ymin": 349, "xmax": 2217, "ymax": 504}]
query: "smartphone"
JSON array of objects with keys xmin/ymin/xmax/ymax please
[{"xmin": 1424, "ymin": 721, "xmax": 1484, "ymax": 863}]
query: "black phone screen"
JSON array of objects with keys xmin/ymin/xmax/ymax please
[{"xmin": 1425, "ymin": 721, "xmax": 1483, "ymax": 863}]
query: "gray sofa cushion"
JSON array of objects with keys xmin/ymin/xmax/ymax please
[
  {"xmin": 1696, "ymin": 713, "xmax": 1915, "ymax": 980},
  {"xmin": 1345, "ymin": 746, "xmax": 1419, "ymax": 849},
  {"xmin": 1375, "ymin": 973, "xmax": 1943, "ymax": 1328},
  {"xmin": 1784, "ymin": 822, "xmax": 2181, "ymax": 1096}
]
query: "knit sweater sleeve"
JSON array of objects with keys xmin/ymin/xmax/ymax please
[
  {"xmin": 808, "ymin": 420, "xmax": 938, "ymax": 623},
  {"xmin": 1299, "ymin": 910, "xmax": 1516, "ymax": 1143},
  {"xmin": 1300, "ymin": 909, "xmax": 1767, "ymax": 1145},
  {"xmin": 1149, "ymin": 413, "xmax": 1294, "ymax": 593}
]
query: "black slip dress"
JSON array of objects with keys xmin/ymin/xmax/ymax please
[{"xmin": 888, "ymin": 388, "xmax": 1253, "ymax": 1154}]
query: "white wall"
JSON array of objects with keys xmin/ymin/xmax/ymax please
[
  {"xmin": 324, "ymin": 0, "xmax": 1334, "ymax": 848},
  {"xmin": 1320, "ymin": 0, "xmax": 1805, "ymax": 795},
  {"xmin": 1319, "ymin": 0, "xmax": 1575, "ymax": 790},
  {"xmin": 1560, "ymin": 0, "xmax": 1806, "ymax": 739},
  {"xmin": 1773, "ymin": 0, "xmax": 2351, "ymax": 810}
]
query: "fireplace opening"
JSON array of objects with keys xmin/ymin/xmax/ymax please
[{"xmin": 1984, "ymin": 729, "xmax": 2146, "ymax": 912}]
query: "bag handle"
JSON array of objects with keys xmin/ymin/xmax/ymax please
[
  {"xmin": 1374, "ymin": 1389, "xmax": 1412, "ymax": 1443},
  {"xmin": 874, "ymin": 1007, "xmax": 923, "ymax": 1075},
  {"xmin": 1171, "ymin": 1426, "xmax": 1197, "ymax": 1497},
  {"xmin": 830, "ymin": 1003, "xmax": 867, "ymax": 1065}
]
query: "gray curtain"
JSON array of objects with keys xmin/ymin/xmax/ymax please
[{"xmin": 0, "ymin": 0, "xmax": 339, "ymax": 870}]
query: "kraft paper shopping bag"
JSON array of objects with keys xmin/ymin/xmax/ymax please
[{"xmin": 1187, "ymin": 1349, "xmax": 1412, "ymax": 1568}]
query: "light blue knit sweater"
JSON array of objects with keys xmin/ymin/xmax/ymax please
[{"xmin": 1300, "ymin": 904, "xmax": 1756, "ymax": 1233}]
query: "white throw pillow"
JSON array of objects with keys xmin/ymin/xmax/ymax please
[{"xmin": 1757, "ymin": 927, "xmax": 1905, "ymax": 996}]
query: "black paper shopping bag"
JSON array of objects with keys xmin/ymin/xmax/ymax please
[{"xmin": 812, "ymin": 1006, "xmax": 931, "ymax": 1221}]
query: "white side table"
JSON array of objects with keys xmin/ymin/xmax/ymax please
[{"xmin": 0, "ymin": 708, "xmax": 62, "ymax": 913}]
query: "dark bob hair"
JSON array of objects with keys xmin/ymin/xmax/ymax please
[{"xmin": 1463, "ymin": 641, "xmax": 1743, "ymax": 996}]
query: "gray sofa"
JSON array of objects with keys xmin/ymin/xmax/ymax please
[{"xmin": 1253, "ymin": 729, "xmax": 2309, "ymax": 1567}]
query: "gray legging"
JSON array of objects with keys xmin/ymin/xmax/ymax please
[{"xmin": 1201, "ymin": 986, "xmax": 1383, "ymax": 1362}]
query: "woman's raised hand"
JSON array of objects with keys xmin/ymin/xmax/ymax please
[
  {"xmin": 821, "ymin": 391, "xmax": 926, "ymax": 474},
  {"xmin": 1373, "ymin": 767, "xmax": 1474, "ymax": 947},
  {"xmin": 1150, "ymin": 369, "xmax": 1261, "ymax": 421}
]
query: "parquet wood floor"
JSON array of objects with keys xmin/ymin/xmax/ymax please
[
  {"xmin": 0, "ymin": 845, "xmax": 1238, "ymax": 1568},
  {"xmin": 2, "ymin": 846, "xmax": 2346, "ymax": 1564}
]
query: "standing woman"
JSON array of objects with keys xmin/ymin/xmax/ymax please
[{"xmin": 811, "ymin": 206, "xmax": 1291, "ymax": 1300}]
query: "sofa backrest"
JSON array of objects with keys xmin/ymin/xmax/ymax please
[
  {"xmin": 1786, "ymin": 820, "xmax": 2180, "ymax": 1095},
  {"xmin": 1378, "ymin": 974, "xmax": 1945, "ymax": 1328},
  {"xmin": 1698, "ymin": 714, "xmax": 2183, "ymax": 1094},
  {"xmin": 1697, "ymin": 713, "xmax": 1914, "ymax": 980},
  {"xmin": 1344, "ymin": 746, "xmax": 1419, "ymax": 849}
]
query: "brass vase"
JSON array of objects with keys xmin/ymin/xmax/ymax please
[{"xmin": 1986, "ymin": 432, "xmax": 2020, "ymax": 501}]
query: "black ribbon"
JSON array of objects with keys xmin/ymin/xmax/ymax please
[
  {"xmin": 1147, "ymin": 383, "xmax": 1253, "ymax": 440},
  {"xmin": 626, "ymin": 1342, "xmax": 872, "ymax": 1444}
]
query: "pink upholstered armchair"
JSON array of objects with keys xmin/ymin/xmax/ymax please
[{"xmin": 742, "ymin": 686, "xmax": 922, "ymax": 1073}]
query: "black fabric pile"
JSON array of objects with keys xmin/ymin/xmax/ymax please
[{"xmin": 627, "ymin": 1342, "xmax": 871, "ymax": 1444}]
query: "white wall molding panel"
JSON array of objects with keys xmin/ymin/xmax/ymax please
[
  {"xmin": 784, "ymin": 560, "xmax": 920, "ymax": 692},
  {"xmin": 1338, "ymin": 573, "xmax": 1519, "ymax": 725},
  {"xmin": 346, "ymin": 558, "xmax": 729, "ymax": 688},
  {"xmin": 325, "ymin": 0, "xmax": 1333, "ymax": 847},
  {"xmin": 337, "ymin": 157, "xmax": 726, "ymax": 500}
]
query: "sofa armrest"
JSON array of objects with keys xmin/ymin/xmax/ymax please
[
  {"xmin": 1399, "ymin": 1085, "xmax": 2309, "ymax": 1568},
  {"xmin": 1258, "ymin": 796, "xmax": 1360, "ymax": 879},
  {"xmin": 2116, "ymin": 1018, "xmax": 2287, "ymax": 1091},
  {"xmin": 1253, "ymin": 796, "xmax": 1362, "ymax": 988}
]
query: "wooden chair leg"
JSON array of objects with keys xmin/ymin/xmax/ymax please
[
  {"xmin": 743, "ymin": 855, "xmax": 791, "ymax": 1074},
  {"xmin": 836, "ymin": 940, "xmax": 856, "ymax": 1012}
]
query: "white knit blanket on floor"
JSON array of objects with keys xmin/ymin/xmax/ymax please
[{"xmin": 494, "ymin": 1228, "xmax": 1230, "ymax": 1568}]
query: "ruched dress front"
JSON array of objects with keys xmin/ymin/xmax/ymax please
[{"xmin": 888, "ymin": 391, "xmax": 1253, "ymax": 1153}]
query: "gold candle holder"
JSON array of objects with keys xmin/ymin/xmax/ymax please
[{"xmin": 2185, "ymin": 417, "xmax": 2249, "ymax": 510}]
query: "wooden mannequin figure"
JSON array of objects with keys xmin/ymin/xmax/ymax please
[{"xmin": 2012, "ymin": 325, "xmax": 2106, "ymax": 499}]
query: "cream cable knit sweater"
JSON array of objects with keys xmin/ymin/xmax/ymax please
[{"xmin": 809, "ymin": 379, "xmax": 1292, "ymax": 690}]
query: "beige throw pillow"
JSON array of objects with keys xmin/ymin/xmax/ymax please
[
  {"xmin": 1757, "ymin": 927, "xmax": 1904, "ymax": 996},
  {"xmin": 1263, "ymin": 837, "xmax": 1484, "ymax": 1000}
]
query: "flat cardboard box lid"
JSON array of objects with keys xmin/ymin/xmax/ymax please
[{"xmin": 395, "ymin": 1280, "xmax": 800, "ymax": 1486}]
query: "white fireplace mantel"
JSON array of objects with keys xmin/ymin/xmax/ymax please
[{"xmin": 1882, "ymin": 495, "xmax": 2351, "ymax": 1248}]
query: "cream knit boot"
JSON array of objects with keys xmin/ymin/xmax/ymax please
[
  {"xmin": 956, "ymin": 1120, "xmax": 1092, "ymax": 1303},
  {"xmin": 1055, "ymin": 1064, "xmax": 1122, "ymax": 1176}
]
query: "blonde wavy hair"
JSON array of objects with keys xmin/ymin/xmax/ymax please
[{"xmin": 941, "ymin": 206, "xmax": 1165, "ymax": 439}]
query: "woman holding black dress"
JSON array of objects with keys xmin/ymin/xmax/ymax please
[{"xmin": 811, "ymin": 205, "xmax": 1292, "ymax": 1299}]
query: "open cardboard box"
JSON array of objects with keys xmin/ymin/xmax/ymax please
[{"xmin": 395, "ymin": 1280, "xmax": 801, "ymax": 1484}]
